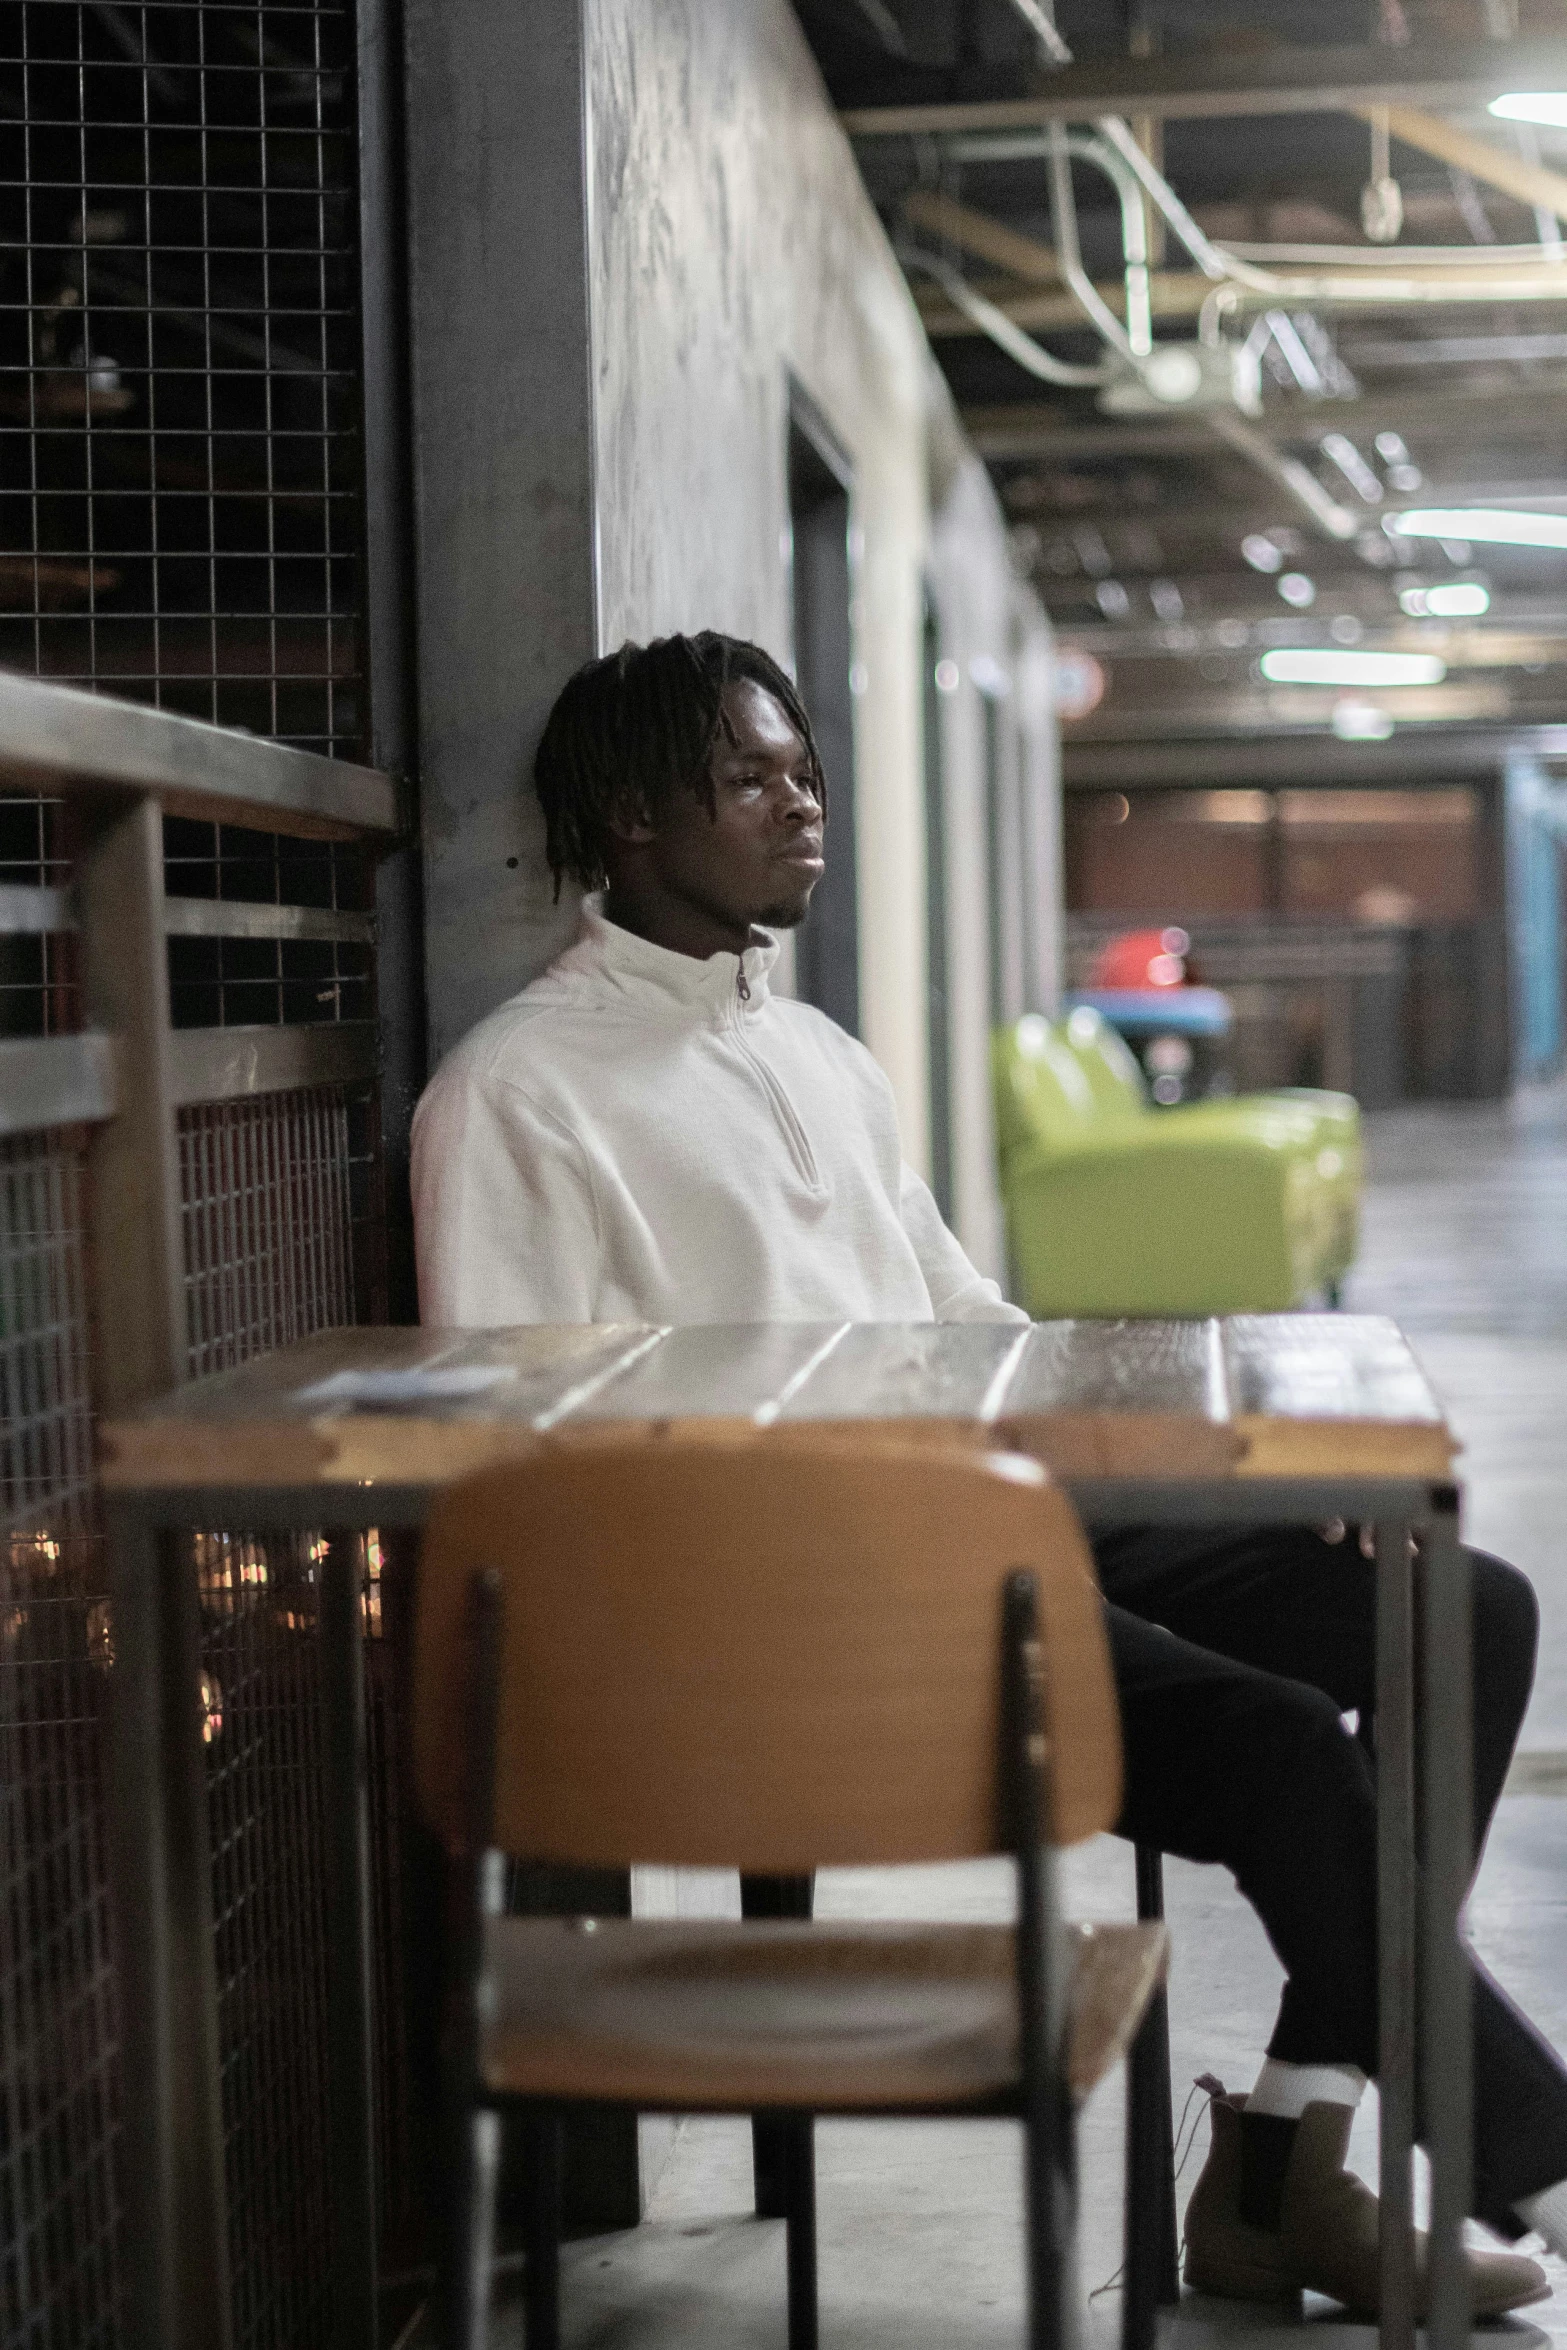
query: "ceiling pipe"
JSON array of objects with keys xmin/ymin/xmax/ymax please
[
  {"xmin": 1206, "ymin": 410, "xmax": 1362, "ymax": 541},
  {"xmin": 973, "ymin": 6, "xmax": 1567, "ymax": 312},
  {"xmin": 1046, "ymin": 127, "xmax": 1154, "ymax": 357},
  {"xmin": 1225, "ymin": 239, "xmax": 1566, "ymax": 266},
  {"xmin": 897, "ymin": 245, "xmax": 1109, "ymax": 385},
  {"xmin": 980, "ymin": 0, "xmax": 1557, "ymax": 546}
]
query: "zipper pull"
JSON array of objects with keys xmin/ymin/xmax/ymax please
[{"xmin": 736, "ymin": 966, "xmax": 750, "ymax": 1004}]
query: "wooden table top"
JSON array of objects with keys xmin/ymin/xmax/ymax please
[{"xmin": 99, "ymin": 1316, "xmax": 1455, "ymax": 1492}]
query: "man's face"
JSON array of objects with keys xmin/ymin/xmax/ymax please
[{"xmin": 615, "ymin": 678, "xmax": 826, "ymax": 934}]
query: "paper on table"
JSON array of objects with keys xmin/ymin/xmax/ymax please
[{"xmin": 296, "ymin": 1365, "xmax": 520, "ymax": 1413}]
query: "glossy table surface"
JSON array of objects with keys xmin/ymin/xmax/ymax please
[{"xmin": 101, "ymin": 1312, "xmax": 1455, "ymax": 1493}]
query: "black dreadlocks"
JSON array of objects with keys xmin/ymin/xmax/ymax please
[{"xmin": 534, "ymin": 631, "xmax": 827, "ymax": 897}]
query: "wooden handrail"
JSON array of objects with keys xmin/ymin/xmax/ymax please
[{"xmin": 0, "ymin": 671, "xmax": 401, "ymax": 840}]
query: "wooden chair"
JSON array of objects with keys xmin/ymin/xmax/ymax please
[{"xmin": 413, "ymin": 1430, "xmax": 1170, "ymax": 2350}]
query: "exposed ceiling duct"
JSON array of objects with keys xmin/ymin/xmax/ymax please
[{"xmin": 799, "ymin": 0, "xmax": 1567, "ymax": 746}]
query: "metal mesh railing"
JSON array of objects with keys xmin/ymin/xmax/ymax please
[
  {"xmin": 164, "ymin": 818, "xmax": 373, "ymax": 1034},
  {"xmin": 193, "ymin": 1522, "xmax": 409, "ymax": 2350},
  {"xmin": 199, "ymin": 1527, "xmax": 335, "ymax": 2350},
  {"xmin": 0, "ymin": 794, "xmax": 77, "ymax": 1040},
  {"xmin": 0, "ymin": 0, "xmax": 364, "ymax": 756},
  {"xmin": 180, "ymin": 1086, "xmax": 354, "ymax": 1378},
  {"xmin": 0, "ymin": 1127, "xmax": 123, "ymax": 2350},
  {"xmin": 2, "ymin": 6, "xmax": 408, "ymax": 2336}
]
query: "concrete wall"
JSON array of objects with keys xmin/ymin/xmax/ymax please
[
  {"xmin": 587, "ymin": 0, "xmax": 933, "ymax": 1165},
  {"xmin": 927, "ymin": 428, "xmax": 1059, "ymax": 1278},
  {"xmin": 585, "ymin": 0, "xmax": 1055, "ymax": 1274},
  {"xmin": 406, "ymin": 0, "xmax": 1058, "ymax": 1275}
]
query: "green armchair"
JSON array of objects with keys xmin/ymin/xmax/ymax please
[{"xmin": 992, "ymin": 1010, "xmax": 1362, "ymax": 1318}]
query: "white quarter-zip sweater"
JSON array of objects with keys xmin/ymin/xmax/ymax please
[{"xmin": 412, "ymin": 901, "xmax": 1024, "ymax": 1328}]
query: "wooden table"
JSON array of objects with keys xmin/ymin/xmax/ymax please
[{"xmin": 101, "ymin": 1315, "xmax": 1471, "ymax": 2350}]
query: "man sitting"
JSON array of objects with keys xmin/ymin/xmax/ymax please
[{"xmin": 413, "ymin": 630, "xmax": 1566, "ymax": 2316}]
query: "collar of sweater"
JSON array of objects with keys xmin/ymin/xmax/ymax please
[{"xmin": 557, "ymin": 896, "xmax": 782, "ymax": 1023}]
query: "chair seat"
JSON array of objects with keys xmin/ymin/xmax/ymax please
[{"xmin": 480, "ymin": 1915, "xmax": 1168, "ymax": 2114}]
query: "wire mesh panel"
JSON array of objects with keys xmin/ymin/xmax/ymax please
[
  {"xmin": 180, "ymin": 1086, "xmax": 353, "ymax": 1378},
  {"xmin": 0, "ymin": 0, "xmax": 364, "ymax": 753},
  {"xmin": 2, "ymin": 10, "xmax": 410, "ymax": 2341},
  {"xmin": 0, "ymin": 1128, "xmax": 122, "ymax": 2350},
  {"xmin": 165, "ymin": 818, "xmax": 373, "ymax": 1032},
  {"xmin": 192, "ymin": 1522, "xmax": 410, "ymax": 2350},
  {"xmin": 0, "ymin": 795, "xmax": 77, "ymax": 1040},
  {"xmin": 197, "ymin": 1525, "xmax": 335, "ymax": 2350}
]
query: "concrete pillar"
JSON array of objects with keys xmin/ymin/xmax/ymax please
[{"xmin": 404, "ymin": 0, "xmax": 598, "ymax": 1067}]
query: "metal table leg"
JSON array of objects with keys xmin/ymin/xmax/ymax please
[
  {"xmin": 742, "ymin": 1873, "xmax": 814, "ymax": 2218},
  {"xmin": 1421, "ymin": 1488, "xmax": 1473, "ymax": 2350},
  {"xmin": 106, "ymin": 1502, "xmax": 233, "ymax": 2350},
  {"xmin": 319, "ymin": 1529, "xmax": 381, "ymax": 2348},
  {"xmin": 1376, "ymin": 1518, "xmax": 1417, "ymax": 2350}
]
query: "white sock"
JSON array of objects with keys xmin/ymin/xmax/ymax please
[
  {"xmin": 1249, "ymin": 2058, "xmax": 1367, "ymax": 2120},
  {"xmin": 1515, "ymin": 2177, "xmax": 1567, "ymax": 2259}
]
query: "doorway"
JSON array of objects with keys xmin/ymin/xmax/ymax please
[{"xmin": 788, "ymin": 388, "xmax": 860, "ymax": 1036}]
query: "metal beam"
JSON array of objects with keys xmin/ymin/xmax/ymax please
[
  {"xmin": 0, "ymin": 881, "xmax": 70, "ymax": 934},
  {"xmin": 161, "ymin": 898, "xmax": 377, "ymax": 944},
  {"xmin": 918, "ymin": 257, "xmax": 1567, "ymax": 338},
  {"xmin": 840, "ymin": 37, "xmax": 1567, "ymax": 134},
  {"xmin": 964, "ymin": 380, "xmax": 1567, "ymax": 458},
  {"xmin": 168, "ymin": 1019, "xmax": 379, "ymax": 1106},
  {"xmin": 1048, "ymin": 628, "xmax": 1567, "ymax": 665},
  {"xmin": 0, "ymin": 888, "xmax": 377, "ymax": 945},
  {"xmin": 1061, "ymin": 680, "xmax": 1511, "ymax": 739},
  {"xmin": 1375, "ymin": 104, "xmax": 1567, "ymax": 227},
  {"xmin": 79, "ymin": 794, "xmax": 187, "ymax": 1413},
  {"xmin": 1062, "ymin": 724, "xmax": 1567, "ymax": 786},
  {"xmin": 0, "ymin": 672, "xmax": 399, "ymax": 840},
  {"xmin": 0, "ymin": 1031, "xmax": 117, "ymax": 1135},
  {"xmin": 902, "ymin": 188, "xmax": 1060, "ymax": 283},
  {"xmin": 918, "ymin": 270, "xmax": 1209, "ymax": 337}
]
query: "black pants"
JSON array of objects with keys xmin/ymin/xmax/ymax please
[{"xmin": 1093, "ymin": 1523, "xmax": 1567, "ymax": 2230}]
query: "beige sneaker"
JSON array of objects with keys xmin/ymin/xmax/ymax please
[
  {"xmin": 1183, "ymin": 2090, "xmax": 1552, "ymax": 2320},
  {"xmin": 1279, "ymin": 2102, "xmax": 1551, "ymax": 2321},
  {"xmin": 1183, "ymin": 2091, "xmax": 1300, "ymax": 2303}
]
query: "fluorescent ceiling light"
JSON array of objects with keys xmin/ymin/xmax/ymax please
[
  {"xmin": 1241, "ymin": 533, "xmax": 1283, "ymax": 574},
  {"xmin": 1399, "ymin": 581, "xmax": 1491, "ymax": 618},
  {"xmin": 1277, "ymin": 572, "xmax": 1317, "ymax": 608},
  {"xmin": 1260, "ymin": 649, "xmax": 1447, "ymax": 687},
  {"xmin": 1391, "ymin": 507, "xmax": 1567, "ymax": 550},
  {"xmin": 1489, "ymin": 92, "xmax": 1567, "ymax": 127}
]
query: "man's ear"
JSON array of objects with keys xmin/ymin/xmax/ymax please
[{"xmin": 604, "ymin": 789, "xmax": 657, "ymax": 848}]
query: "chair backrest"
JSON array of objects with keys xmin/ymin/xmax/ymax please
[
  {"xmin": 992, "ymin": 1015, "xmax": 1104, "ymax": 1166},
  {"xmin": 413, "ymin": 1429, "xmax": 1121, "ymax": 1875},
  {"xmin": 1058, "ymin": 1005, "xmax": 1149, "ymax": 1126}
]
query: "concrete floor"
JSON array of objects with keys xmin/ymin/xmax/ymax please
[{"xmin": 467, "ymin": 1083, "xmax": 1567, "ymax": 2350}]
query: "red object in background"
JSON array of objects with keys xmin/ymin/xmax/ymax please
[{"xmin": 1090, "ymin": 926, "xmax": 1191, "ymax": 990}]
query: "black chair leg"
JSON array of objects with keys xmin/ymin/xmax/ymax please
[
  {"xmin": 520, "ymin": 2106, "xmax": 562, "ymax": 2350},
  {"xmin": 742, "ymin": 1873, "xmax": 814, "ymax": 2219},
  {"xmin": 783, "ymin": 2114, "xmax": 819, "ymax": 2350},
  {"xmin": 1133, "ymin": 1844, "xmax": 1180, "ymax": 2303},
  {"xmin": 1024, "ymin": 2090, "xmax": 1074, "ymax": 2350},
  {"xmin": 1125, "ymin": 2002, "xmax": 1169, "ymax": 2350}
]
